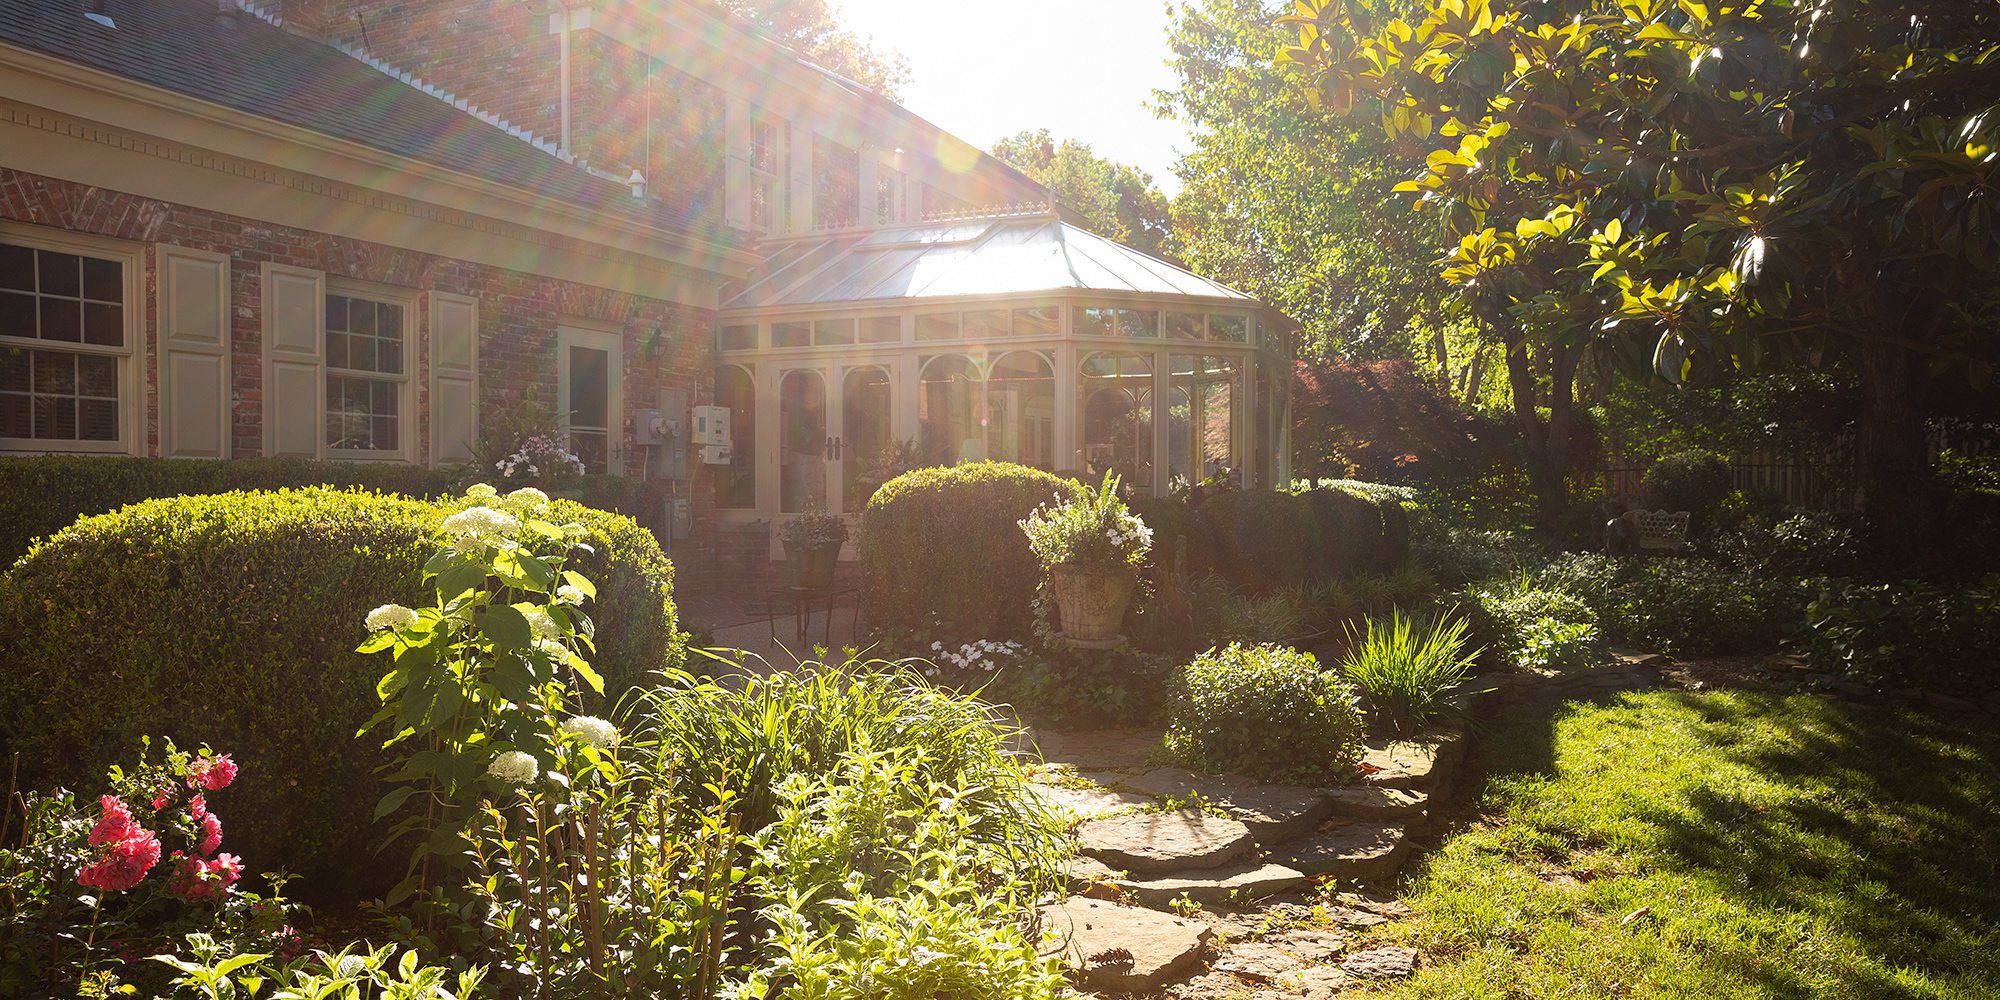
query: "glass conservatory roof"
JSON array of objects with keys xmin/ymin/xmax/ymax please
[{"xmin": 724, "ymin": 214, "xmax": 1260, "ymax": 311}]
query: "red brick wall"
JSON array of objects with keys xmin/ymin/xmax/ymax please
[{"xmin": 0, "ymin": 167, "xmax": 718, "ymax": 538}]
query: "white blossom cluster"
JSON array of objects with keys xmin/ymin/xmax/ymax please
[
  {"xmin": 560, "ymin": 715, "xmax": 619, "ymax": 750},
  {"xmin": 441, "ymin": 505, "xmax": 520, "ymax": 552},
  {"xmin": 495, "ymin": 435, "xmax": 584, "ymax": 482},
  {"xmin": 486, "ymin": 750, "xmax": 540, "ymax": 786},
  {"xmin": 365, "ymin": 603, "xmax": 417, "ymax": 632},
  {"xmin": 1106, "ymin": 511, "xmax": 1155, "ymax": 552},
  {"xmin": 506, "ymin": 486, "xmax": 550, "ymax": 506},
  {"xmin": 923, "ymin": 638, "xmax": 1025, "ymax": 678},
  {"xmin": 465, "ymin": 483, "xmax": 498, "ymax": 499}
]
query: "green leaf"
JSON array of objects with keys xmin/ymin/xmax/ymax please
[
  {"xmin": 568, "ymin": 654, "xmax": 606, "ymax": 696},
  {"xmin": 1633, "ymin": 22, "xmax": 1701, "ymax": 42},
  {"xmin": 479, "ymin": 604, "xmax": 533, "ymax": 650},
  {"xmin": 373, "ymin": 785, "xmax": 418, "ymax": 821}
]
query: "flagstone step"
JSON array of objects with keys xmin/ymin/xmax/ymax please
[
  {"xmin": 1277, "ymin": 820, "xmax": 1409, "ymax": 882},
  {"xmin": 1115, "ymin": 768, "xmax": 1341, "ymax": 842},
  {"xmin": 1103, "ymin": 859, "xmax": 1313, "ymax": 908},
  {"xmin": 1077, "ymin": 809, "xmax": 1255, "ymax": 874},
  {"xmin": 1037, "ymin": 896, "xmax": 1214, "ymax": 993}
]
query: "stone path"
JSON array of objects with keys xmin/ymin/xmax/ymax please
[{"xmin": 1029, "ymin": 727, "xmax": 1467, "ymax": 997}]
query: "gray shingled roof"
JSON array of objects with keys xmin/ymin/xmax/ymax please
[{"xmin": 0, "ymin": 0, "xmax": 728, "ymax": 238}]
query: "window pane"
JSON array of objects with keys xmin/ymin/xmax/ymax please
[
  {"xmin": 0, "ymin": 291, "xmax": 32, "ymax": 337},
  {"xmin": 915, "ymin": 312, "xmax": 959, "ymax": 341},
  {"xmin": 76, "ymin": 354, "xmax": 117, "ymax": 397},
  {"xmin": 39, "ymin": 299, "xmax": 80, "ymax": 343},
  {"xmin": 352, "ymin": 335, "xmax": 378, "ymax": 373},
  {"xmin": 859, "ymin": 316, "xmax": 901, "ymax": 343},
  {"xmin": 919, "ymin": 355, "xmax": 979, "ymax": 466},
  {"xmin": 772, "ymin": 321, "xmax": 810, "ymax": 348},
  {"xmin": 0, "ymin": 393, "xmax": 26, "ymax": 437},
  {"xmin": 325, "ymin": 295, "xmax": 348, "ymax": 332},
  {"xmin": 1079, "ymin": 353, "xmax": 1154, "ymax": 487},
  {"xmin": 82, "ymin": 257, "xmax": 121, "ymax": 302},
  {"xmin": 716, "ymin": 366, "xmax": 756, "ymax": 509},
  {"xmin": 84, "ymin": 302, "xmax": 122, "ymax": 347},
  {"xmin": 327, "ymin": 375, "xmax": 399, "ymax": 451},
  {"xmin": 1166, "ymin": 312, "xmax": 1203, "ymax": 340},
  {"xmin": 0, "ymin": 244, "xmax": 32, "ymax": 291},
  {"xmin": 963, "ymin": 309, "xmax": 1008, "ymax": 341},
  {"xmin": 34, "ymin": 396, "xmax": 76, "ymax": 440},
  {"xmin": 1210, "ymin": 315, "xmax": 1248, "ymax": 342},
  {"xmin": 1116, "ymin": 309, "xmax": 1159, "ymax": 338},
  {"xmin": 814, "ymin": 319, "xmax": 856, "ymax": 346},
  {"xmin": 79, "ymin": 399, "xmax": 118, "ymax": 441},
  {"xmin": 986, "ymin": 352, "xmax": 1054, "ymax": 469},
  {"xmin": 325, "ymin": 331, "xmax": 350, "ymax": 370},
  {"xmin": 1014, "ymin": 305, "xmax": 1060, "ymax": 338},
  {"xmin": 33, "ymin": 351, "xmax": 74, "ymax": 395},
  {"xmin": 780, "ymin": 369, "xmax": 826, "ymax": 513},
  {"xmin": 567, "ymin": 345, "xmax": 610, "ymax": 428},
  {"xmin": 37, "ymin": 252, "xmax": 79, "ymax": 298},
  {"xmin": 1074, "ymin": 307, "xmax": 1115, "ymax": 337},
  {"xmin": 721, "ymin": 325, "xmax": 757, "ymax": 351},
  {"xmin": 0, "ymin": 348, "xmax": 27, "ymax": 391},
  {"xmin": 843, "ymin": 366, "xmax": 892, "ymax": 510},
  {"xmin": 378, "ymin": 306, "xmax": 404, "ymax": 374}
]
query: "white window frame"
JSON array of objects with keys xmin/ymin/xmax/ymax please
[
  {"xmin": 747, "ymin": 113, "xmax": 785, "ymax": 235},
  {"xmin": 557, "ymin": 323, "xmax": 624, "ymax": 477},
  {"xmin": 0, "ymin": 223, "xmax": 142, "ymax": 456},
  {"xmin": 323, "ymin": 280, "xmax": 417, "ymax": 463}
]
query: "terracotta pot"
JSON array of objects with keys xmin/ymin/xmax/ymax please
[
  {"xmin": 1048, "ymin": 563, "xmax": 1136, "ymax": 642},
  {"xmin": 783, "ymin": 539, "xmax": 842, "ymax": 590}
]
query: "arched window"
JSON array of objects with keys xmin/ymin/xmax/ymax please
[
  {"xmin": 985, "ymin": 351, "xmax": 1055, "ymax": 469},
  {"xmin": 715, "ymin": 365, "xmax": 756, "ymax": 509},
  {"xmin": 919, "ymin": 354, "xmax": 981, "ymax": 466},
  {"xmin": 1079, "ymin": 352, "xmax": 1154, "ymax": 487},
  {"xmin": 780, "ymin": 369, "xmax": 825, "ymax": 513},
  {"xmin": 1169, "ymin": 354, "xmax": 1239, "ymax": 487},
  {"xmin": 842, "ymin": 365, "xmax": 893, "ymax": 511}
]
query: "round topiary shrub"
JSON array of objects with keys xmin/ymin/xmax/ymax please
[
  {"xmin": 1188, "ymin": 489, "xmax": 1313, "ymax": 591},
  {"xmin": 1163, "ymin": 643, "xmax": 1365, "ymax": 785},
  {"xmin": 860, "ymin": 462, "xmax": 1087, "ymax": 639},
  {"xmin": 0, "ymin": 487, "xmax": 678, "ymax": 898},
  {"xmin": 1641, "ymin": 449, "xmax": 1733, "ymax": 517}
]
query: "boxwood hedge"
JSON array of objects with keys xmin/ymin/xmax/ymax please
[{"xmin": 0, "ymin": 487, "xmax": 679, "ymax": 898}]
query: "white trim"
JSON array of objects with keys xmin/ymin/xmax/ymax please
[
  {"xmin": 556, "ymin": 323, "xmax": 624, "ymax": 477},
  {"xmin": 0, "ymin": 222, "xmax": 141, "ymax": 456}
]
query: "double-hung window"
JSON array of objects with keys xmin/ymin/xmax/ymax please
[
  {"xmin": 0, "ymin": 230, "xmax": 136, "ymax": 453},
  {"xmin": 323, "ymin": 291, "xmax": 411, "ymax": 458}
]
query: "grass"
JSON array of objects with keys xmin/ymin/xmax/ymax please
[{"xmin": 1353, "ymin": 688, "xmax": 2000, "ymax": 999}]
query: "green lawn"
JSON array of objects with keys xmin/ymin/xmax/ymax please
[{"xmin": 1357, "ymin": 688, "xmax": 2000, "ymax": 999}]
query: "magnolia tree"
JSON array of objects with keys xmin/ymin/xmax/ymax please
[{"xmin": 1280, "ymin": 0, "xmax": 2000, "ymax": 553}]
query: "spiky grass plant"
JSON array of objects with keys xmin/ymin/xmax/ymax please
[{"xmin": 1339, "ymin": 611, "xmax": 1482, "ymax": 736}]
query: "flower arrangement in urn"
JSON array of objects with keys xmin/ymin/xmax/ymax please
[
  {"xmin": 778, "ymin": 507, "xmax": 850, "ymax": 589},
  {"xmin": 1019, "ymin": 472, "xmax": 1152, "ymax": 643}
]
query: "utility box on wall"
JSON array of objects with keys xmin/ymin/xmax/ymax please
[
  {"xmin": 692, "ymin": 405, "xmax": 730, "ymax": 446},
  {"xmin": 640, "ymin": 389, "xmax": 692, "ymax": 481}
]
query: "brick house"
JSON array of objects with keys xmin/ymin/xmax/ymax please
[{"xmin": 1, "ymin": 0, "xmax": 1291, "ymax": 572}]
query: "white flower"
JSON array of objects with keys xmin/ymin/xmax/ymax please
[
  {"xmin": 465, "ymin": 483, "xmax": 498, "ymax": 499},
  {"xmin": 561, "ymin": 715, "xmax": 619, "ymax": 750},
  {"xmin": 486, "ymin": 750, "xmax": 540, "ymax": 786},
  {"xmin": 509, "ymin": 487, "xmax": 550, "ymax": 505},
  {"xmin": 441, "ymin": 505, "xmax": 520, "ymax": 550},
  {"xmin": 365, "ymin": 603, "xmax": 417, "ymax": 631},
  {"xmin": 523, "ymin": 606, "xmax": 563, "ymax": 641},
  {"xmin": 556, "ymin": 584, "xmax": 587, "ymax": 605},
  {"xmin": 532, "ymin": 636, "xmax": 568, "ymax": 658}
]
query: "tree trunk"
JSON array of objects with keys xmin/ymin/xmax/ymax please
[
  {"xmin": 1855, "ymin": 337, "xmax": 1938, "ymax": 569},
  {"xmin": 1503, "ymin": 332, "xmax": 1577, "ymax": 531}
]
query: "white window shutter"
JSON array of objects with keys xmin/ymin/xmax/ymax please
[
  {"xmin": 429, "ymin": 292, "xmax": 480, "ymax": 466},
  {"xmin": 261, "ymin": 263, "xmax": 325, "ymax": 460},
  {"xmin": 157, "ymin": 246, "xmax": 232, "ymax": 459}
]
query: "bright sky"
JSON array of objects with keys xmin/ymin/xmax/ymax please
[{"xmin": 833, "ymin": 1, "xmax": 1194, "ymax": 196}]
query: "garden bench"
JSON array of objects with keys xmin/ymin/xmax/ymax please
[{"xmin": 1628, "ymin": 509, "xmax": 1690, "ymax": 554}]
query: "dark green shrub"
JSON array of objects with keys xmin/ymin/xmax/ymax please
[
  {"xmin": 1163, "ymin": 643, "xmax": 1364, "ymax": 785},
  {"xmin": 860, "ymin": 462, "xmax": 1086, "ymax": 639},
  {"xmin": 0, "ymin": 487, "xmax": 678, "ymax": 895},
  {"xmin": 1715, "ymin": 509, "xmax": 1862, "ymax": 577},
  {"xmin": 1414, "ymin": 526, "xmax": 1537, "ymax": 586},
  {"xmin": 1804, "ymin": 577, "xmax": 2000, "ymax": 690},
  {"xmin": 1190, "ymin": 489, "xmax": 1312, "ymax": 590},
  {"xmin": 1531, "ymin": 553, "xmax": 1800, "ymax": 656},
  {"xmin": 1455, "ymin": 581, "xmax": 1603, "ymax": 672},
  {"xmin": 1640, "ymin": 450, "xmax": 1733, "ymax": 518}
]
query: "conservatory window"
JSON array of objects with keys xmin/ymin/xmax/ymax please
[
  {"xmin": 985, "ymin": 351, "xmax": 1055, "ymax": 469},
  {"xmin": 842, "ymin": 365, "xmax": 893, "ymax": 510},
  {"xmin": 1079, "ymin": 352, "xmax": 1154, "ymax": 487},
  {"xmin": 919, "ymin": 354, "xmax": 981, "ymax": 466},
  {"xmin": 1169, "ymin": 354, "xmax": 1238, "ymax": 487},
  {"xmin": 716, "ymin": 365, "xmax": 756, "ymax": 509},
  {"xmin": 779, "ymin": 369, "xmax": 825, "ymax": 513}
]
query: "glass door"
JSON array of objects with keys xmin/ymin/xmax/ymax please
[
  {"xmin": 839, "ymin": 365, "xmax": 893, "ymax": 515},
  {"xmin": 558, "ymin": 326, "xmax": 621, "ymax": 475}
]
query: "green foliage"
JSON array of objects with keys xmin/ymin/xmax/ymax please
[
  {"xmin": 1412, "ymin": 525, "xmax": 1536, "ymax": 586},
  {"xmin": 1164, "ymin": 643, "xmax": 1365, "ymax": 784},
  {"xmin": 1532, "ymin": 553, "xmax": 1801, "ymax": 656},
  {"xmin": 1640, "ymin": 450, "xmax": 1733, "ymax": 518},
  {"xmin": 991, "ymin": 129, "xmax": 1173, "ymax": 257},
  {"xmin": 1162, "ymin": 482, "xmax": 1411, "ymax": 593},
  {"xmin": 1713, "ymin": 508, "xmax": 1862, "ymax": 578},
  {"xmin": 715, "ymin": 0, "xmax": 909, "ymax": 98},
  {"xmin": 149, "ymin": 938, "xmax": 487, "ymax": 1000},
  {"xmin": 1018, "ymin": 471, "xmax": 1153, "ymax": 569},
  {"xmin": 1804, "ymin": 578, "xmax": 2000, "ymax": 690},
  {"xmin": 861, "ymin": 462, "xmax": 1087, "ymax": 639},
  {"xmin": 0, "ymin": 487, "xmax": 678, "ymax": 896},
  {"xmin": 1338, "ymin": 611, "xmax": 1480, "ymax": 735},
  {"xmin": 1457, "ymin": 581, "xmax": 1603, "ymax": 673}
]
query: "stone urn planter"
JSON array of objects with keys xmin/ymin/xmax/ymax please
[
  {"xmin": 1049, "ymin": 562, "xmax": 1136, "ymax": 643},
  {"xmin": 783, "ymin": 539, "xmax": 842, "ymax": 591}
]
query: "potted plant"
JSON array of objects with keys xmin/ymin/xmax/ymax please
[
  {"xmin": 1019, "ymin": 471, "xmax": 1153, "ymax": 643},
  {"xmin": 778, "ymin": 507, "xmax": 850, "ymax": 590}
]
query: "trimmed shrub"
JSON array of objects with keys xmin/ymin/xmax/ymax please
[
  {"xmin": 1640, "ymin": 449, "xmax": 1733, "ymax": 518},
  {"xmin": 1163, "ymin": 643, "xmax": 1364, "ymax": 785},
  {"xmin": 0, "ymin": 455, "xmax": 676, "ymax": 569},
  {"xmin": 0, "ymin": 487, "xmax": 678, "ymax": 895},
  {"xmin": 861, "ymin": 463, "xmax": 1086, "ymax": 639},
  {"xmin": 1714, "ymin": 509, "xmax": 1862, "ymax": 577},
  {"xmin": 1189, "ymin": 489, "xmax": 1312, "ymax": 591}
]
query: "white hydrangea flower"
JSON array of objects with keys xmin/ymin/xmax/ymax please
[
  {"xmin": 486, "ymin": 750, "xmax": 540, "ymax": 786},
  {"xmin": 465, "ymin": 483, "xmax": 498, "ymax": 499},
  {"xmin": 532, "ymin": 636, "xmax": 568, "ymax": 658},
  {"xmin": 441, "ymin": 506, "xmax": 520, "ymax": 551},
  {"xmin": 365, "ymin": 603, "xmax": 417, "ymax": 632},
  {"xmin": 507, "ymin": 487, "xmax": 551, "ymax": 505},
  {"xmin": 556, "ymin": 584, "xmax": 587, "ymax": 605},
  {"xmin": 560, "ymin": 715, "xmax": 619, "ymax": 750},
  {"xmin": 523, "ymin": 606, "xmax": 562, "ymax": 641}
]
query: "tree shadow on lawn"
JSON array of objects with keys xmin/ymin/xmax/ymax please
[{"xmin": 1428, "ymin": 686, "xmax": 2000, "ymax": 998}]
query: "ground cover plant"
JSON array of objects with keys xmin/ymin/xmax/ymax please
[
  {"xmin": 1163, "ymin": 643, "xmax": 1365, "ymax": 784},
  {"xmin": 1357, "ymin": 688, "xmax": 2000, "ymax": 998}
]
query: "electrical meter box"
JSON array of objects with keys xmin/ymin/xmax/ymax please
[{"xmin": 691, "ymin": 405, "xmax": 730, "ymax": 447}]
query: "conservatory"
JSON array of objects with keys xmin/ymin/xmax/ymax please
[{"xmin": 713, "ymin": 205, "xmax": 1294, "ymax": 544}]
